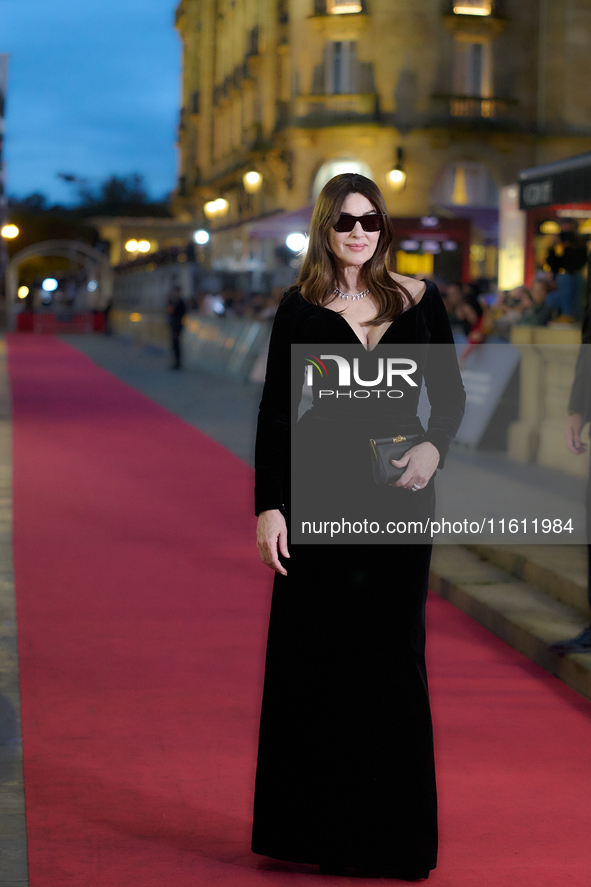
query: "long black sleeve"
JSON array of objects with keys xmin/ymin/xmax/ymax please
[
  {"xmin": 422, "ymin": 286, "xmax": 466, "ymax": 466},
  {"xmin": 254, "ymin": 291, "xmax": 301, "ymax": 515}
]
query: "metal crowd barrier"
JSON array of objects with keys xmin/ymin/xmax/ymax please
[{"xmin": 112, "ymin": 310, "xmax": 270, "ymax": 381}]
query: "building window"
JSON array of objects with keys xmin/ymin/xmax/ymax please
[
  {"xmin": 453, "ymin": 1, "xmax": 492, "ymax": 14},
  {"xmin": 278, "ymin": 0, "xmax": 289, "ymax": 23},
  {"xmin": 324, "ymin": 41, "xmax": 359, "ymax": 94},
  {"xmin": 247, "ymin": 26, "xmax": 259, "ymax": 56},
  {"xmin": 453, "ymin": 38, "xmax": 492, "ymax": 97},
  {"xmin": 327, "ymin": 0, "xmax": 363, "ymax": 13}
]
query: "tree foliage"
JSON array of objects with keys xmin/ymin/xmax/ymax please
[
  {"xmin": 6, "ymin": 173, "xmax": 171, "ymax": 257},
  {"xmin": 10, "ymin": 172, "xmax": 171, "ymax": 219},
  {"xmin": 63, "ymin": 173, "xmax": 171, "ymax": 217}
]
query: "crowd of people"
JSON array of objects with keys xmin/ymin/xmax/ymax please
[
  {"xmin": 146, "ymin": 220, "xmax": 591, "ymax": 350},
  {"xmin": 188, "ymin": 224, "xmax": 590, "ymax": 346},
  {"xmin": 196, "ymin": 272, "xmax": 585, "ymax": 347},
  {"xmin": 441, "ymin": 271, "xmax": 586, "ymax": 345},
  {"xmin": 441, "ymin": 223, "xmax": 588, "ymax": 342},
  {"xmin": 203, "ymin": 235, "xmax": 590, "ymax": 342}
]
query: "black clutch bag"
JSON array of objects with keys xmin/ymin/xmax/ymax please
[{"xmin": 369, "ymin": 434, "xmax": 423, "ymax": 486}]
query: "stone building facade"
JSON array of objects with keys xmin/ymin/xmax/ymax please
[{"xmin": 174, "ymin": 0, "xmax": 591, "ymax": 282}]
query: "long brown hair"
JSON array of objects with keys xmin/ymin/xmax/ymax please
[{"xmin": 297, "ymin": 173, "xmax": 410, "ymax": 324}]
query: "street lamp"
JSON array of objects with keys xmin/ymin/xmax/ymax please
[
  {"xmin": 243, "ymin": 171, "xmax": 262, "ymax": 194},
  {"xmin": 286, "ymin": 233, "xmax": 308, "ymax": 253},
  {"xmin": 193, "ymin": 229, "xmax": 210, "ymax": 244},
  {"xmin": 204, "ymin": 198, "xmax": 229, "ymax": 219},
  {"xmin": 1, "ymin": 224, "xmax": 19, "ymax": 239},
  {"xmin": 388, "ymin": 169, "xmax": 406, "ymax": 188},
  {"xmin": 387, "ymin": 148, "xmax": 407, "ymax": 192}
]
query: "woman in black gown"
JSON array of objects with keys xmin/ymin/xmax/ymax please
[{"xmin": 252, "ymin": 174, "xmax": 465, "ymax": 880}]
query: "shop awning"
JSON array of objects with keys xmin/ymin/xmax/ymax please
[
  {"xmin": 247, "ymin": 205, "xmax": 315, "ymax": 239},
  {"xmin": 519, "ymin": 151, "xmax": 591, "ymax": 209}
]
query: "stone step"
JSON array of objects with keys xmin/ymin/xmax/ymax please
[
  {"xmin": 466, "ymin": 543, "xmax": 588, "ymax": 614},
  {"xmin": 429, "ymin": 545, "xmax": 591, "ymax": 702}
]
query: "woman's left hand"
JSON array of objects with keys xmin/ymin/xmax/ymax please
[{"xmin": 390, "ymin": 441, "xmax": 440, "ymax": 491}]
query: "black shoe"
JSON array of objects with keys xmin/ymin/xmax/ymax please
[{"xmin": 550, "ymin": 626, "xmax": 591, "ymax": 654}]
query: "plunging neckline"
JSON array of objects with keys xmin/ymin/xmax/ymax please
[{"xmin": 315, "ymin": 280, "xmax": 429, "ymax": 350}]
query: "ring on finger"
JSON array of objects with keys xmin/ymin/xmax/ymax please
[{"xmin": 411, "ymin": 483, "xmax": 421, "ymax": 492}]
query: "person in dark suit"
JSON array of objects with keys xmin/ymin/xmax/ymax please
[
  {"xmin": 166, "ymin": 286, "xmax": 187, "ymax": 370},
  {"xmin": 544, "ymin": 225, "xmax": 587, "ymax": 320}
]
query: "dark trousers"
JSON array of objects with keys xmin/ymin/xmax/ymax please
[
  {"xmin": 171, "ymin": 326, "xmax": 183, "ymax": 367},
  {"xmin": 547, "ymin": 272, "xmax": 585, "ymax": 319}
]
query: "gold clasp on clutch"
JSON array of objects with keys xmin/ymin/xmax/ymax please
[{"xmin": 370, "ymin": 435, "xmax": 407, "ymax": 461}]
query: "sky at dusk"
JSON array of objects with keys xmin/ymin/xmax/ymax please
[{"xmin": 2, "ymin": 0, "xmax": 181, "ymax": 204}]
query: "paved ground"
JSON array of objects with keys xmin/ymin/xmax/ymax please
[{"xmin": 0, "ymin": 339, "xmax": 27, "ymax": 885}]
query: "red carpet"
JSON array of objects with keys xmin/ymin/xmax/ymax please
[{"xmin": 7, "ymin": 334, "xmax": 591, "ymax": 886}]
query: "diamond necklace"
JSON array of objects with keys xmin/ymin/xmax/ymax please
[{"xmin": 334, "ymin": 285, "xmax": 370, "ymax": 301}]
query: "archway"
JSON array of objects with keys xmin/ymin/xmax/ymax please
[
  {"xmin": 431, "ymin": 160, "xmax": 499, "ymax": 211},
  {"xmin": 430, "ymin": 160, "xmax": 500, "ymax": 280},
  {"xmin": 6, "ymin": 240, "xmax": 113, "ymax": 331},
  {"xmin": 312, "ymin": 158, "xmax": 375, "ymax": 200}
]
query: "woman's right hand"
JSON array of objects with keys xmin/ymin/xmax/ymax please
[
  {"xmin": 565, "ymin": 412, "xmax": 586, "ymax": 455},
  {"xmin": 257, "ymin": 509, "xmax": 290, "ymax": 576}
]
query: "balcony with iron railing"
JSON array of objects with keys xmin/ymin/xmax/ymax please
[{"xmin": 287, "ymin": 92, "xmax": 379, "ymax": 127}]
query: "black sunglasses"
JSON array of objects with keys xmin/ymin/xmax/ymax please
[{"xmin": 333, "ymin": 213, "xmax": 384, "ymax": 233}]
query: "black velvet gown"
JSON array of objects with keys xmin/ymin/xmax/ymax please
[{"xmin": 252, "ymin": 281, "xmax": 465, "ymax": 875}]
